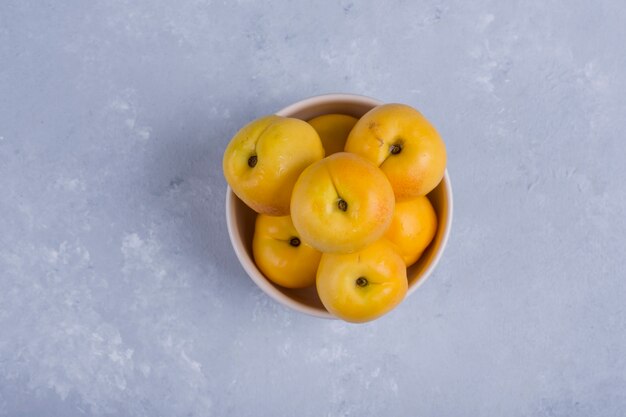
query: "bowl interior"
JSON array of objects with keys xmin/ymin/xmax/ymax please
[{"xmin": 227, "ymin": 94, "xmax": 452, "ymax": 317}]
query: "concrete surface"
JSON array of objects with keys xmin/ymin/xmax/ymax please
[{"xmin": 1, "ymin": 0, "xmax": 625, "ymax": 416}]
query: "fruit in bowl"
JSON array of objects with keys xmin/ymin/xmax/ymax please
[
  {"xmin": 385, "ymin": 196, "xmax": 438, "ymax": 266},
  {"xmin": 223, "ymin": 115, "xmax": 324, "ymax": 215},
  {"xmin": 307, "ymin": 114, "xmax": 358, "ymax": 156},
  {"xmin": 290, "ymin": 152, "xmax": 395, "ymax": 254},
  {"xmin": 224, "ymin": 94, "xmax": 452, "ymax": 322},
  {"xmin": 253, "ymin": 214, "xmax": 321, "ymax": 289},
  {"xmin": 316, "ymin": 239, "xmax": 408, "ymax": 323},
  {"xmin": 345, "ymin": 103, "xmax": 447, "ymax": 199}
]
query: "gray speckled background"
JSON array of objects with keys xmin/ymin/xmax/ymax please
[{"xmin": 1, "ymin": 0, "xmax": 626, "ymax": 416}]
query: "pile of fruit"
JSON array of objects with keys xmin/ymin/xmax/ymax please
[{"xmin": 223, "ymin": 103, "xmax": 446, "ymax": 322}]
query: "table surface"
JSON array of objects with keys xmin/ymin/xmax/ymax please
[{"xmin": 1, "ymin": 1, "xmax": 625, "ymax": 416}]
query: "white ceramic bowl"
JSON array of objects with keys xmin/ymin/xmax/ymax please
[{"xmin": 225, "ymin": 93, "xmax": 453, "ymax": 319}]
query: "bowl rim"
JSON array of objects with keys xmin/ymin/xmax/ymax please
[
  {"xmin": 225, "ymin": 93, "xmax": 453, "ymax": 319},
  {"xmin": 275, "ymin": 93, "xmax": 385, "ymax": 118}
]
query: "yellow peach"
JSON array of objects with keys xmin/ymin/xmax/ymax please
[
  {"xmin": 253, "ymin": 214, "xmax": 321, "ymax": 288},
  {"xmin": 384, "ymin": 196, "xmax": 437, "ymax": 266},
  {"xmin": 345, "ymin": 103, "xmax": 446, "ymax": 199},
  {"xmin": 290, "ymin": 152, "xmax": 395, "ymax": 254},
  {"xmin": 223, "ymin": 115, "xmax": 324, "ymax": 215},
  {"xmin": 316, "ymin": 239, "xmax": 408, "ymax": 323},
  {"xmin": 307, "ymin": 114, "xmax": 358, "ymax": 156}
]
